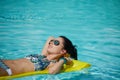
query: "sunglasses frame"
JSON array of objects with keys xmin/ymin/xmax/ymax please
[
  {"xmin": 49, "ymin": 39, "xmax": 64, "ymax": 47},
  {"xmin": 49, "ymin": 40, "xmax": 60, "ymax": 46}
]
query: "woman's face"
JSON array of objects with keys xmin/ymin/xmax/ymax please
[{"xmin": 47, "ymin": 37, "xmax": 65, "ymax": 54}]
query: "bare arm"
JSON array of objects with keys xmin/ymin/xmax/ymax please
[
  {"xmin": 48, "ymin": 59, "xmax": 64, "ymax": 74},
  {"xmin": 41, "ymin": 36, "xmax": 54, "ymax": 55},
  {"xmin": 48, "ymin": 55, "xmax": 73, "ymax": 74}
]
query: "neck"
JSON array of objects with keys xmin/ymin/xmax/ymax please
[{"xmin": 46, "ymin": 53, "xmax": 62, "ymax": 61}]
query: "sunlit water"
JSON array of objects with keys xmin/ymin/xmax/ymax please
[{"xmin": 0, "ymin": 0, "xmax": 120, "ymax": 80}]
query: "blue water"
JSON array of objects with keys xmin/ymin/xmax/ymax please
[{"xmin": 0, "ymin": 0, "xmax": 120, "ymax": 80}]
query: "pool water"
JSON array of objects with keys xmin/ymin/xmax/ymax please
[{"xmin": 0, "ymin": 0, "xmax": 120, "ymax": 80}]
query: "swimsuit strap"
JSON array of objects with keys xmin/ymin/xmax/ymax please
[{"xmin": 50, "ymin": 60, "xmax": 57, "ymax": 63}]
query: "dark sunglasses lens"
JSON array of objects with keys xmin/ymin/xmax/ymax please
[{"xmin": 54, "ymin": 40, "xmax": 59, "ymax": 46}]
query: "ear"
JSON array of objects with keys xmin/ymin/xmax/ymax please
[{"xmin": 60, "ymin": 49, "xmax": 67, "ymax": 54}]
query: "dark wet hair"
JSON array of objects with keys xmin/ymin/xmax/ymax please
[{"xmin": 59, "ymin": 36, "xmax": 77, "ymax": 60}]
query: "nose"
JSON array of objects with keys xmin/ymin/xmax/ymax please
[{"xmin": 49, "ymin": 41, "xmax": 54, "ymax": 45}]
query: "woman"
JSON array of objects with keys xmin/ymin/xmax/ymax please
[{"xmin": 0, "ymin": 36, "xmax": 77, "ymax": 76}]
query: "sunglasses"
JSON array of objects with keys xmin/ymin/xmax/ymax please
[{"xmin": 49, "ymin": 40, "xmax": 61, "ymax": 46}]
